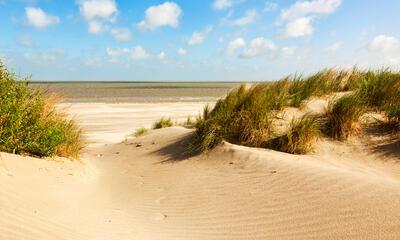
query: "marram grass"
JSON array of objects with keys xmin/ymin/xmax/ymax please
[
  {"xmin": 194, "ymin": 67, "xmax": 400, "ymax": 154},
  {"xmin": 0, "ymin": 61, "xmax": 83, "ymax": 158}
]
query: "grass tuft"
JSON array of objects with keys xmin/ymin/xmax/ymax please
[
  {"xmin": 133, "ymin": 127, "xmax": 149, "ymax": 137},
  {"xmin": 323, "ymin": 94, "xmax": 365, "ymax": 139},
  {"xmin": 267, "ymin": 115, "xmax": 320, "ymax": 154},
  {"xmin": 153, "ymin": 117, "xmax": 173, "ymax": 129}
]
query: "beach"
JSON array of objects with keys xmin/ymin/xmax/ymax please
[{"xmin": 1, "ymin": 83, "xmax": 400, "ymax": 239}]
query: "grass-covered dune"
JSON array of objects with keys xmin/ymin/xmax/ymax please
[
  {"xmin": 0, "ymin": 61, "xmax": 83, "ymax": 158},
  {"xmin": 194, "ymin": 68, "xmax": 400, "ymax": 154}
]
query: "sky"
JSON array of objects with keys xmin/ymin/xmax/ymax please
[{"xmin": 0, "ymin": 0, "xmax": 399, "ymax": 81}]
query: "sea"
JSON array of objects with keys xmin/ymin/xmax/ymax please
[{"xmin": 29, "ymin": 82, "xmax": 239, "ymax": 103}]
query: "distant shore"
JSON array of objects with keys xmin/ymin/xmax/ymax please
[{"xmin": 29, "ymin": 82, "xmax": 239, "ymax": 103}]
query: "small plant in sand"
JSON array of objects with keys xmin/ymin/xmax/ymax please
[
  {"xmin": 0, "ymin": 61, "xmax": 83, "ymax": 158},
  {"xmin": 324, "ymin": 94, "xmax": 365, "ymax": 139},
  {"xmin": 153, "ymin": 117, "xmax": 173, "ymax": 129},
  {"xmin": 267, "ymin": 115, "xmax": 320, "ymax": 154},
  {"xmin": 183, "ymin": 116, "xmax": 196, "ymax": 127},
  {"xmin": 133, "ymin": 127, "xmax": 149, "ymax": 137}
]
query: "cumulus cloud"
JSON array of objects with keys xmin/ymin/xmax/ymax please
[
  {"xmin": 138, "ymin": 2, "xmax": 182, "ymax": 31},
  {"xmin": 368, "ymin": 35, "xmax": 400, "ymax": 53},
  {"xmin": 224, "ymin": 37, "xmax": 246, "ymax": 56},
  {"xmin": 88, "ymin": 20, "xmax": 103, "ymax": 33},
  {"xmin": 188, "ymin": 26, "xmax": 212, "ymax": 45},
  {"xmin": 25, "ymin": 7, "xmax": 60, "ymax": 29},
  {"xmin": 106, "ymin": 46, "xmax": 170, "ymax": 61},
  {"xmin": 280, "ymin": 0, "xmax": 341, "ymax": 21},
  {"xmin": 231, "ymin": 9, "xmax": 257, "ymax": 26},
  {"xmin": 110, "ymin": 28, "xmax": 132, "ymax": 41},
  {"xmin": 279, "ymin": 0, "xmax": 341, "ymax": 38},
  {"xmin": 177, "ymin": 48, "xmax": 188, "ymax": 56},
  {"xmin": 77, "ymin": 0, "xmax": 118, "ymax": 33},
  {"xmin": 280, "ymin": 16, "xmax": 313, "ymax": 38},
  {"xmin": 240, "ymin": 37, "xmax": 276, "ymax": 58},
  {"xmin": 213, "ymin": 0, "xmax": 234, "ymax": 10},
  {"xmin": 325, "ymin": 41, "xmax": 343, "ymax": 52}
]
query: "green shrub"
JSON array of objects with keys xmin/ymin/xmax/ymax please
[
  {"xmin": 324, "ymin": 94, "xmax": 365, "ymax": 139},
  {"xmin": 0, "ymin": 61, "xmax": 83, "ymax": 158},
  {"xmin": 133, "ymin": 127, "xmax": 148, "ymax": 137},
  {"xmin": 267, "ymin": 115, "xmax": 320, "ymax": 154},
  {"xmin": 153, "ymin": 117, "xmax": 173, "ymax": 129}
]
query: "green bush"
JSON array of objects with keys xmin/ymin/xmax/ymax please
[
  {"xmin": 0, "ymin": 61, "xmax": 83, "ymax": 158},
  {"xmin": 153, "ymin": 117, "xmax": 173, "ymax": 129}
]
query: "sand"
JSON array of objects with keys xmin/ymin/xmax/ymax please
[{"xmin": 1, "ymin": 102, "xmax": 400, "ymax": 239}]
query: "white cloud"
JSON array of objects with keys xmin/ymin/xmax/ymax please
[
  {"xmin": 224, "ymin": 37, "xmax": 246, "ymax": 56},
  {"xmin": 177, "ymin": 48, "xmax": 188, "ymax": 56},
  {"xmin": 281, "ymin": 46, "xmax": 297, "ymax": 56},
  {"xmin": 78, "ymin": 0, "xmax": 117, "ymax": 21},
  {"xmin": 138, "ymin": 2, "xmax": 182, "ymax": 31},
  {"xmin": 280, "ymin": 0, "xmax": 342, "ymax": 21},
  {"xmin": 106, "ymin": 46, "xmax": 153, "ymax": 61},
  {"xmin": 325, "ymin": 41, "xmax": 343, "ymax": 52},
  {"xmin": 25, "ymin": 7, "xmax": 60, "ymax": 29},
  {"xmin": 158, "ymin": 51, "xmax": 167, "ymax": 60},
  {"xmin": 240, "ymin": 37, "xmax": 276, "ymax": 58},
  {"xmin": 88, "ymin": 20, "xmax": 103, "ymax": 33},
  {"xmin": 279, "ymin": 0, "xmax": 341, "ymax": 38},
  {"xmin": 110, "ymin": 28, "xmax": 132, "ymax": 41},
  {"xmin": 130, "ymin": 46, "xmax": 150, "ymax": 60},
  {"xmin": 280, "ymin": 16, "xmax": 313, "ymax": 38},
  {"xmin": 368, "ymin": 35, "xmax": 400, "ymax": 53},
  {"xmin": 263, "ymin": 2, "xmax": 278, "ymax": 12},
  {"xmin": 188, "ymin": 26, "xmax": 213, "ymax": 45},
  {"xmin": 213, "ymin": 0, "xmax": 233, "ymax": 10},
  {"xmin": 231, "ymin": 9, "xmax": 257, "ymax": 26},
  {"xmin": 77, "ymin": 0, "xmax": 118, "ymax": 33}
]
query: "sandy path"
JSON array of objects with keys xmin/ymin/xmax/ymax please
[{"xmin": 1, "ymin": 103, "xmax": 400, "ymax": 239}]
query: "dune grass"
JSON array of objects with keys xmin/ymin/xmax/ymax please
[
  {"xmin": 0, "ymin": 61, "xmax": 83, "ymax": 158},
  {"xmin": 267, "ymin": 115, "xmax": 320, "ymax": 154},
  {"xmin": 153, "ymin": 117, "xmax": 173, "ymax": 129},
  {"xmin": 133, "ymin": 127, "xmax": 149, "ymax": 137},
  {"xmin": 194, "ymin": 67, "xmax": 400, "ymax": 154},
  {"xmin": 324, "ymin": 94, "xmax": 365, "ymax": 139}
]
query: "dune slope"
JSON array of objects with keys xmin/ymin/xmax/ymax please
[{"xmin": 1, "ymin": 127, "xmax": 400, "ymax": 239}]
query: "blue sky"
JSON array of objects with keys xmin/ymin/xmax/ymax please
[{"xmin": 0, "ymin": 0, "xmax": 399, "ymax": 81}]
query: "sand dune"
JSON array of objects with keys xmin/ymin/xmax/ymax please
[{"xmin": 1, "ymin": 124, "xmax": 400, "ymax": 239}]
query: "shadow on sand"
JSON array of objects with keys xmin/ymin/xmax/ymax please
[
  {"xmin": 152, "ymin": 133, "xmax": 201, "ymax": 164},
  {"xmin": 364, "ymin": 123, "xmax": 400, "ymax": 161}
]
